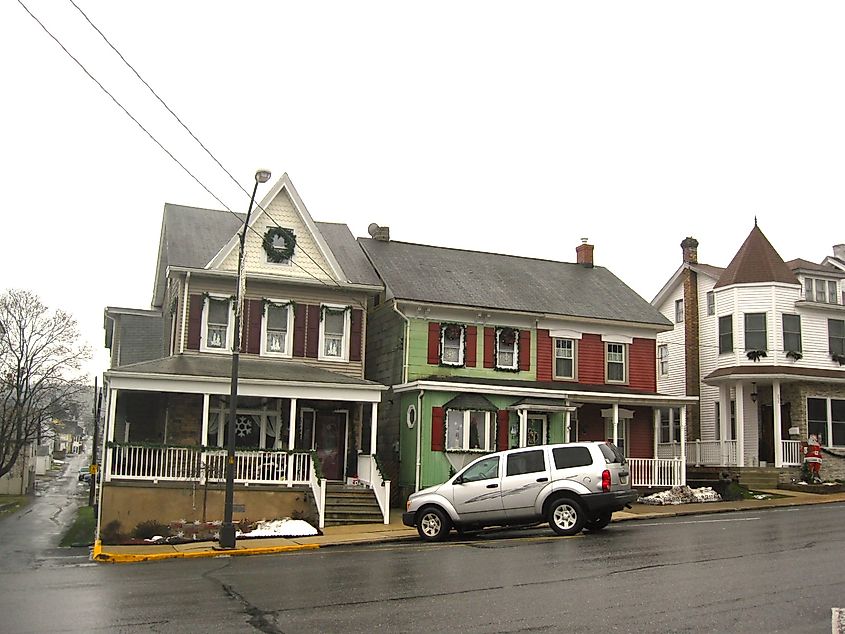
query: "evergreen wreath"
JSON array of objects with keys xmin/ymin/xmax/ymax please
[{"xmin": 263, "ymin": 227, "xmax": 296, "ymax": 262}]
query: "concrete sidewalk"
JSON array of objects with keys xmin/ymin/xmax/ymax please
[{"xmin": 92, "ymin": 488, "xmax": 845, "ymax": 564}]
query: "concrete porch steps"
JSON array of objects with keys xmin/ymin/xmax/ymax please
[{"xmin": 324, "ymin": 484, "xmax": 383, "ymax": 526}]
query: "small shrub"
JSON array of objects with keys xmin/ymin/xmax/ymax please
[
  {"xmin": 100, "ymin": 520, "xmax": 124, "ymax": 545},
  {"xmin": 132, "ymin": 520, "xmax": 172, "ymax": 540}
]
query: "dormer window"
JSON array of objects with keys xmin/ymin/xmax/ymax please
[
  {"xmin": 805, "ymin": 277, "xmax": 839, "ymax": 304},
  {"xmin": 201, "ymin": 296, "xmax": 234, "ymax": 352}
]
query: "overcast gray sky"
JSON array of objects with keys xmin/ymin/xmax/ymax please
[{"xmin": 2, "ymin": 1, "xmax": 843, "ymax": 380}]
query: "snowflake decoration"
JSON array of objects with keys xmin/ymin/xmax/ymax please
[{"xmin": 235, "ymin": 415, "xmax": 254, "ymax": 438}]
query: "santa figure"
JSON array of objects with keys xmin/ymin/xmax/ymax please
[{"xmin": 803, "ymin": 434, "xmax": 822, "ymax": 483}]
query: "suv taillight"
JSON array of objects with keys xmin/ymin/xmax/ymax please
[{"xmin": 602, "ymin": 469, "xmax": 611, "ymax": 492}]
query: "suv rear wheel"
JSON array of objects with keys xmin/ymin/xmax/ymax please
[
  {"xmin": 416, "ymin": 507, "xmax": 451, "ymax": 542},
  {"xmin": 548, "ymin": 498, "xmax": 585, "ymax": 536},
  {"xmin": 584, "ymin": 511, "xmax": 612, "ymax": 532}
]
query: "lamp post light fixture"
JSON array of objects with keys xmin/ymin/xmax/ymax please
[{"xmin": 219, "ymin": 168, "xmax": 271, "ymax": 549}]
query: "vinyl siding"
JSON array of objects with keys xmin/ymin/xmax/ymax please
[{"xmin": 655, "ymin": 283, "xmax": 686, "ymax": 397}]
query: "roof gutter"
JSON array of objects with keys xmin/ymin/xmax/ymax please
[{"xmin": 167, "ymin": 265, "xmax": 383, "ymax": 293}]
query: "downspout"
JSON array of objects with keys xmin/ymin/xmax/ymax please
[
  {"xmin": 415, "ymin": 389, "xmax": 424, "ymax": 492},
  {"xmin": 180, "ymin": 271, "xmax": 190, "ymax": 354}
]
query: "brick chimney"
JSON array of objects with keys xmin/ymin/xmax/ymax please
[
  {"xmin": 576, "ymin": 239, "xmax": 594, "ymax": 268},
  {"xmin": 681, "ymin": 237, "xmax": 699, "ymax": 264}
]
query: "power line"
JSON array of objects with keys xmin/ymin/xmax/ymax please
[{"xmin": 66, "ymin": 0, "xmax": 344, "ymax": 289}]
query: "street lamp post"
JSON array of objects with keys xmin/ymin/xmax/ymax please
[{"xmin": 219, "ymin": 168, "xmax": 271, "ymax": 549}]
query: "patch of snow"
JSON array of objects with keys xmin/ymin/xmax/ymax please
[
  {"xmin": 237, "ymin": 518, "xmax": 318, "ymax": 538},
  {"xmin": 638, "ymin": 486, "xmax": 722, "ymax": 506}
]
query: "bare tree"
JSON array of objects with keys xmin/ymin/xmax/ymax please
[{"xmin": 0, "ymin": 289, "xmax": 90, "ymax": 479}]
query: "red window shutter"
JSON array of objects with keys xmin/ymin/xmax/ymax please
[
  {"xmin": 187, "ymin": 293, "xmax": 202, "ymax": 350},
  {"xmin": 293, "ymin": 304, "xmax": 306, "ymax": 357},
  {"xmin": 518, "ymin": 330, "xmax": 531, "ymax": 371},
  {"xmin": 483, "ymin": 327, "xmax": 495, "ymax": 368},
  {"xmin": 536, "ymin": 329, "xmax": 552, "ymax": 381},
  {"xmin": 246, "ymin": 299, "xmax": 262, "ymax": 354},
  {"xmin": 465, "ymin": 326, "xmax": 477, "ymax": 367},
  {"xmin": 427, "ymin": 322, "xmax": 441, "ymax": 365},
  {"xmin": 431, "ymin": 406, "xmax": 445, "ymax": 452},
  {"xmin": 497, "ymin": 410, "xmax": 510, "ymax": 451},
  {"xmin": 305, "ymin": 305, "xmax": 320, "ymax": 358},
  {"xmin": 350, "ymin": 309, "xmax": 363, "ymax": 362}
]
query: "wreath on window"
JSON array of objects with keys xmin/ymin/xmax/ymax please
[
  {"xmin": 498, "ymin": 327, "xmax": 517, "ymax": 346},
  {"xmin": 443, "ymin": 323, "xmax": 463, "ymax": 340},
  {"xmin": 262, "ymin": 227, "xmax": 296, "ymax": 263}
]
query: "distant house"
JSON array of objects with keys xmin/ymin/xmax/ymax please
[
  {"xmin": 652, "ymin": 227, "xmax": 845, "ymax": 476},
  {"xmin": 100, "ymin": 175, "xmax": 388, "ymax": 532},
  {"xmin": 0, "ymin": 442, "xmax": 35, "ymax": 495},
  {"xmin": 360, "ymin": 229, "xmax": 695, "ymax": 499}
]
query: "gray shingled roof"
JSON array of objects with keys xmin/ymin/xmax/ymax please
[
  {"xmin": 787, "ymin": 258, "xmax": 845, "ymax": 276},
  {"xmin": 358, "ymin": 238, "xmax": 671, "ymax": 327},
  {"xmin": 109, "ymin": 354, "xmax": 383, "ymax": 386},
  {"xmin": 315, "ymin": 222, "xmax": 380, "ymax": 286}
]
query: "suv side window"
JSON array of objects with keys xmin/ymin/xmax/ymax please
[
  {"xmin": 506, "ymin": 450, "xmax": 546, "ymax": 476},
  {"xmin": 552, "ymin": 446, "xmax": 593, "ymax": 469},
  {"xmin": 460, "ymin": 456, "xmax": 500, "ymax": 483},
  {"xmin": 599, "ymin": 443, "xmax": 626, "ymax": 464}
]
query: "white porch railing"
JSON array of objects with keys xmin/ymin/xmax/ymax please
[
  {"xmin": 357, "ymin": 454, "xmax": 391, "ymax": 525},
  {"xmin": 108, "ymin": 445, "xmax": 311, "ymax": 485},
  {"xmin": 628, "ymin": 458, "xmax": 685, "ymax": 488},
  {"xmin": 658, "ymin": 441, "xmax": 739, "ymax": 466},
  {"xmin": 781, "ymin": 440, "xmax": 802, "ymax": 466}
]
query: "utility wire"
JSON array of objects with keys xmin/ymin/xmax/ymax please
[
  {"xmin": 67, "ymin": 0, "xmax": 344, "ymax": 288},
  {"xmin": 18, "ymin": 0, "xmax": 338, "ymax": 291}
]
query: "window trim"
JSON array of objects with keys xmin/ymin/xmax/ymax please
[
  {"xmin": 260, "ymin": 299, "xmax": 295, "ymax": 358},
  {"xmin": 553, "ymin": 337, "xmax": 577, "ymax": 380},
  {"xmin": 440, "ymin": 323, "xmax": 466, "ymax": 367},
  {"xmin": 675, "ymin": 299, "xmax": 684, "ymax": 323},
  {"xmin": 605, "ymin": 342, "xmax": 628, "ymax": 384},
  {"xmin": 318, "ymin": 304, "xmax": 351, "ymax": 362},
  {"xmin": 445, "ymin": 409, "xmax": 495, "ymax": 452},
  {"xmin": 494, "ymin": 327, "xmax": 519, "ymax": 371},
  {"xmin": 200, "ymin": 294, "xmax": 235, "ymax": 354}
]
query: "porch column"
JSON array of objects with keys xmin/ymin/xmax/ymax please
[
  {"xmin": 105, "ymin": 389, "xmax": 117, "ymax": 482},
  {"xmin": 370, "ymin": 402, "xmax": 378, "ymax": 455},
  {"xmin": 200, "ymin": 394, "xmax": 210, "ymax": 484},
  {"xmin": 679, "ymin": 405, "xmax": 687, "ymax": 481},
  {"xmin": 719, "ymin": 384, "xmax": 731, "ymax": 465},
  {"xmin": 519, "ymin": 410, "xmax": 527, "ymax": 447},
  {"xmin": 735, "ymin": 382, "xmax": 746, "ymax": 467},
  {"xmin": 564, "ymin": 410, "xmax": 571, "ymax": 443},
  {"xmin": 287, "ymin": 398, "xmax": 297, "ymax": 485},
  {"xmin": 612, "ymin": 403, "xmax": 619, "ymax": 447},
  {"xmin": 773, "ymin": 380, "xmax": 783, "ymax": 468},
  {"xmin": 653, "ymin": 409, "xmax": 659, "ymax": 458}
]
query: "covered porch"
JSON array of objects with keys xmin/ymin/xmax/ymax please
[{"xmin": 101, "ymin": 355, "xmax": 389, "ymax": 527}]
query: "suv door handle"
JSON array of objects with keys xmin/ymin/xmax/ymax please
[
  {"xmin": 536, "ymin": 477, "xmax": 549, "ymax": 482},
  {"xmin": 619, "ymin": 471, "xmax": 629, "ymax": 477},
  {"xmin": 486, "ymin": 483, "xmax": 498, "ymax": 489}
]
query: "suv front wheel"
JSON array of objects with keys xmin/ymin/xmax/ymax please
[
  {"xmin": 416, "ymin": 507, "xmax": 452, "ymax": 542},
  {"xmin": 547, "ymin": 498, "xmax": 585, "ymax": 536}
]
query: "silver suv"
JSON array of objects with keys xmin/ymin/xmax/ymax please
[{"xmin": 403, "ymin": 442, "xmax": 637, "ymax": 541}]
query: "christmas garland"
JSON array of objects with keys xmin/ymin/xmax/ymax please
[
  {"xmin": 263, "ymin": 227, "xmax": 296, "ymax": 262},
  {"xmin": 320, "ymin": 305, "xmax": 352, "ymax": 321},
  {"xmin": 262, "ymin": 298, "xmax": 296, "ymax": 315}
]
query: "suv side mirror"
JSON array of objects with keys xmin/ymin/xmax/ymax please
[{"xmin": 453, "ymin": 476, "xmax": 464, "ymax": 485}]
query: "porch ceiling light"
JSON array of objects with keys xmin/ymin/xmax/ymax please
[{"xmin": 750, "ymin": 382, "xmax": 758, "ymax": 403}]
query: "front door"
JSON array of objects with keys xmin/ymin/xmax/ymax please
[
  {"xmin": 315, "ymin": 411, "xmax": 346, "ymax": 481},
  {"xmin": 759, "ymin": 405, "xmax": 774, "ymax": 466},
  {"xmin": 526, "ymin": 416, "xmax": 547, "ymax": 446}
]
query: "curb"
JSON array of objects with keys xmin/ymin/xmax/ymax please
[{"xmin": 91, "ymin": 540, "xmax": 320, "ymax": 564}]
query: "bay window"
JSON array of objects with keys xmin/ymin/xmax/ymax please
[
  {"xmin": 446, "ymin": 409, "xmax": 496, "ymax": 451},
  {"xmin": 718, "ymin": 315, "xmax": 733, "ymax": 354},
  {"xmin": 744, "ymin": 313, "xmax": 767, "ymax": 351}
]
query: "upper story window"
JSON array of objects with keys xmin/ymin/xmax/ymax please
[
  {"xmin": 495, "ymin": 327, "xmax": 519, "ymax": 370},
  {"xmin": 706, "ymin": 291, "xmax": 715, "ymax": 316},
  {"xmin": 675, "ymin": 299, "xmax": 684, "ymax": 323},
  {"xmin": 718, "ymin": 315, "xmax": 733, "ymax": 354},
  {"xmin": 829, "ymin": 319, "xmax": 845, "ymax": 357},
  {"xmin": 805, "ymin": 278, "xmax": 839, "ymax": 304},
  {"xmin": 605, "ymin": 342, "xmax": 627, "ymax": 383},
  {"xmin": 446, "ymin": 409, "xmax": 495, "ymax": 451},
  {"xmin": 319, "ymin": 306, "xmax": 349, "ymax": 360},
  {"xmin": 262, "ymin": 301, "xmax": 293, "ymax": 356},
  {"xmin": 658, "ymin": 344, "xmax": 669, "ymax": 375},
  {"xmin": 744, "ymin": 313, "xmax": 767, "ymax": 351},
  {"xmin": 202, "ymin": 296, "xmax": 233, "ymax": 352},
  {"xmin": 782, "ymin": 314, "xmax": 802, "ymax": 354},
  {"xmin": 554, "ymin": 338, "xmax": 576, "ymax": 380},
  {"xmin": 441, "ymin": 324, "xmax": 465, "ymax": 366}
]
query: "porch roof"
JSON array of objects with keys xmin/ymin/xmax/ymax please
[
  {"xmin": 704, "ymin": 365, "xmax": 845, "ymax": 384},
  {"xmin": 105, "ymin": 354, "xmax": 386, "ymax": 400}
]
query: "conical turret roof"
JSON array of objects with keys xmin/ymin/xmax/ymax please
[{"xmin": 714, "ymin": 224, "xmax": 800, "ymax": 288}]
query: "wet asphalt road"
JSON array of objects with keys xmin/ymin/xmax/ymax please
[{"xmin": 1, "ymin": 467, "xmax": 844, "ymax": 633}]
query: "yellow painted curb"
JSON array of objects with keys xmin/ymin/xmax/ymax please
[{"xmin": 92, "ymin": 542, "xmax": 319, "ymax": 564}]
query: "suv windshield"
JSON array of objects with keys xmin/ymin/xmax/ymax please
[{"xmin": 599, "ymin": 443, "xmax": 626, "ymax": 465}]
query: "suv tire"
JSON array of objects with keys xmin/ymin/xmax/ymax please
[
  {"xmin": 416, "ymin": 507, "xmax": 451, "ymax": 542},
  {"xmin": 547, "ymin": 497, "xmax": 586, "ymax": 536},
  {"xmin": 584, "ymin": 511, "xmax": 612, "ymax": 532}
]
